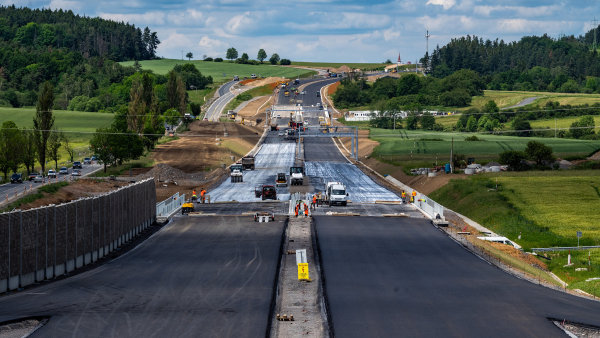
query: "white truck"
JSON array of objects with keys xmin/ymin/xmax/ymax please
[
  {"xmin": 289, "ymin": 166, "xmax": 304, "ymax": 186},
  {"xmin": 325, "ymin": 181, "xmax": 348, "ymax": 206}
]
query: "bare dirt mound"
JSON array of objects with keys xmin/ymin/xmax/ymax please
[
  {"xmin": 17, "ymin": 179, "xmax": 129, "ymax": 210},
  {"xmin": 152, "ymin": 121, "xmax": 260, "ymax": 173}
]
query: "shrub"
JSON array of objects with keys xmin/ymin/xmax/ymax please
[
  {"xmin": 214, "ymin": 57, "xmax": 223, "ymax": 62},
  {"xmin": 280, "ymin": 59, "xmax": 291, "ymax": 65},
  {"xmin": 203, "ymin": 57, "xmax": 213, "ymax": 61}
]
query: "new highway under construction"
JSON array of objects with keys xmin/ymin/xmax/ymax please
[{"xmin": 1, "ymin": 77, "xmax": 600, "ymax": 337}]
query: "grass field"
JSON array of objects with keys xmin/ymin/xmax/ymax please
[
  {"xmin": 291, "ymin": 61, "xmax": 386, "ymax": 70},
  {"xmin": 120, "ymin": 59, "xmax": 316, "ymax": 82},
  {"xmin": 529, "ymin": 115, "xmax": 600, "ymax": 130},
  {"xmin": 469, "ymin": 90, "xmax": 600, "ymax": 110},
  {"xmin": 0, "ymin": 107, "xmax": 114, "ymax": 169},
  {"xmin": 368, "ymin": 128, "xmax": 600, "ymax": 167},
  {"xmin": 546, "ymin": 249, "xmax": 600, "ymax": 296}
]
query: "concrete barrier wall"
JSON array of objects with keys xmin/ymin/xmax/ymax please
[{"xmin": 0, "ymin": 179, "xmax": 156, "ymax": 293}]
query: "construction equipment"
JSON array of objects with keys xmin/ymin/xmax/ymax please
[
  {"xmin": 254, "ymin": 211, "xmax": 275, "ymax": 222},
  {"xmin": 181, "ymin": 201, "xmax": 195, "ymax": 214},
  {"xmin": 255, "ymin": 185, "xmax": 277, "ymax": 200},
  {"xmin": 284, "ymin": 90, "xmax": 290, "ymax": 97},
  {"xmin": 289, "ymin": 166, "xmax": 304, "ymax": 186},
  {"xmin": 275, "ymin": 172, "xmax": 287, "ymax": 187},
  {"xmin": 242, "ymin": 156, "xmax": 255, "ymax": 170},
  {"xmin": 325, "ymin": 181, "xmax": 348, "ymax": 206},
  {"xmin": 230, "ymin": 163, "xmax": 243, "ymax": 183}
]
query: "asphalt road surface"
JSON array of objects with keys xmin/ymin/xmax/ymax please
[
  {"xmin": 314, "ymin": 216, "xmax": 600, "ymax": 337},
  {"xmin": 0, "ymin": 163, "xmax": 102, "ymax": 206},
  {"xmin": 0, "ymin": 216, "xmax": 285, "ymax": 337},
  {"xmin": 206, "ymin": 81, "xmax": 244, "ymax": 121},
  {"xmin": 208, "ymin": 133, "xmax": 297, "ymax": 202}
]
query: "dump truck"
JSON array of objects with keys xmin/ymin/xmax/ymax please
[
  {"xmin": 242, "ymin": 156, "xmax": 255, "ymax": 170},
  {"xmin": 325, "ymin": 181, "xmax": 348, "ymax": 206},
  {"xmin": 289, "ymin": 166, "xmax": 304, "ymax": 186},
  {"xmin": 275, "ymin": 172, "xmax": 287, "ymax": 187},
  {"xmin": 255, "ymin": 185, "xmax": 277, "ymax": 200},
  {"xmin": 230, "ymin": 163, "xmax": 243, "ymax": 183}
]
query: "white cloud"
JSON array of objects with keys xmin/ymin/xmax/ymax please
[
  {"xmin": 99, "ymin": 11, "xmax": 166, "ymax": 25},
  {"xmin": 474, "ymin": 5, "xmax": 561, "ymax": 18},
  {"xmin": 48, "ymin": 0, "xmax": 82, "ymax": 11},
  {"xmin": 226, "ymin": 11, "xmax": 254, "ymax": 34},
  {"xmin": 426, "ymin": 0, "xmax": 456, "ymax": 10}
]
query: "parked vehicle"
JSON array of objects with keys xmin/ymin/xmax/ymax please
[
  {"xmin": 275, "ymin": 173, "xmax": 287, "ymax": 187},
  {"xmin": 47, "ymin": 169, "xmax": 57, "ymax": 178},
  {"xmin": 10, "ymin": 173, "xmax": 23, "ymax": 184},
  {"xmin": 325, "ymin": 181, "xmax": 348, "ymax": 206},
  {"xmin": 73, "ymin": 161, "xmax": 82, "ymax": 169},
  {"xmin": 289, "ymin": 166, "xmax": 304, "ymax": 185},
  {"xmin": 59, "ymin": 167, "xmax": 69, "ymax": 175}
]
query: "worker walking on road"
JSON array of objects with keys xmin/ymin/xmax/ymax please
[
  {"xmin": 304, "ymin": 203, "xmax": 309, "ymax": 217},
  {"xmin": 401, "ymin": 190, "xmax": 406, "ymax": 203},
  {"xmin": 200, "ymin": 188, "xmax": 207, "ymax": 204},
  {"xmin": 295, "ymin": 203, "xmax": 299, "ymax": 217},
  {"xmin": 192, "ymin": 189, "xmax": 198, "ymax": 202},
  {"xmin": 311, "ymin": 194, "xmax": 317, "ymax": 210},
  {"xmin": 411, "ymin": 190, "xmax": 417, "ymax": 203}
]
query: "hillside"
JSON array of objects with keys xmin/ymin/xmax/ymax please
[{"xmin": 0, "ymin": 5, "xmax": 158, "ymax": 108}]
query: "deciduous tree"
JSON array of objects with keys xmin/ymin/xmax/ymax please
[
  {"xmin": 257, "ymin": 49, "xmax": 267, "ymax": 63},
  {"xmin": 33, "ymin": 81, "xmax": 55, "ymax": 174}
]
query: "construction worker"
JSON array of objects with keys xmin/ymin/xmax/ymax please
[
  {"xmin": 192, "ymin": 189, "xmax": 198, "ymax": 202},
  {"xmin": 311, "ymin": 194, "xmax": 317, "ymax": 210},
  {"xmin": 401, "ymin": 190, "xmax": 406, "ymax": 203},
  {"xmin": 304, "ymin": 203, "xmax": 309, "ymax": 217},
  {"xmin": 411, "ymin": 190, "xmax": 417, "ymax": 203},
  {"xmin": 295, "ymin": 203, "xmax": 299, "ymax": 217},
  {"xmin": 200, "ymin": 188, "xmax": 206, "ymax": 204}
]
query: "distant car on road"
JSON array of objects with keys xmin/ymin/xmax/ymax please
[
  {"xmin": 73, "ymin": 161, "xmax": 82, "ymax": 169},
  {"xmin": 47, "ymin": 169, "xmax": 57, "ymax": 178},
  {"xmin": 28, "ymin": 172, "xmax": 39, "ymax": 181},
  {"xmin": 71, "ymin": 169, "xmax": 81, "ymax": 177},
  {"xmin": 33, "ymin": 175, "xmax": 44, "ymax": 183},
  {"xmin": 59, "ymin": 167, "xmax": 69, "ymax": 175},
  {"xmin": 83, "ymin": 158, "xmax": 91, "ymax": 165},
  {"xmin": 10, "ymin": 173, "xmax": 23, "ymax": 184},
  {"xmin": 91, "ymin": 155, "xmax": 97, "ymax": 162}
]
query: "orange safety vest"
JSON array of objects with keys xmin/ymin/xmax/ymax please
[
  {"xmin": 312, "ymin": 195, "xmax": 317, "ymax": 203},
  {"xmin": 304, "ymin": 204, "xmax": 308, "ymax": 215},
  {"xmin": 401, "ymin": 192, "xmax": 406, "ymax": 198},
  {"xmin": 412, "ymin": 191, "xmax": 417, "ymax": 197},
  {"xmin": 200, "ymin": 190, "xmax": 206, "ymax": 197}
]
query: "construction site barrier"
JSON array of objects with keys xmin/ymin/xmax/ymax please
[
  {"xmin": 385, "ymin": 175, "xmax": 445, "ymax": 220},
  {"xmin": 156, "ymin": 192, "xmax": 185, "ymax": 222},
  {"xmin": 0, "ymin": 179, "xmax": 156, "ymax": 294}
]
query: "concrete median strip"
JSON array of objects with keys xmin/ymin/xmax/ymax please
[{"xmin": 271, "ymin": 217, "xmax": 328, "ymax": 337}]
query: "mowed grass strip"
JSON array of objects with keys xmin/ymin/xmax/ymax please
[
  {"xmin": 120, "ymin": 59, "xmax": 316, "ymax": 81},
  {"xmin": 469, "ymin": 90, "xmax": 600, "ymax": 110}
]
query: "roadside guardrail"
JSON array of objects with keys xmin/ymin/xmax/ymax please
[{"xmin": 156, "ymin": 192, "xmax": 185, "ymax": 222}]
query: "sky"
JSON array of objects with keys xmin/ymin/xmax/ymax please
[{"xmin": 2, "ymin": 0, "xmax": 600, "ymax": 63}]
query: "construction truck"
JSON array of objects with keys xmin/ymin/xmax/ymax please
[
  {"xmin": 325, "ymin": 181, "xmax": 348, "ymax": 206},
  {"xmin": 284, "ymin": 90, "xmax": 290, "ymax": 97},
  {"xmin": 255, "ymin": 185, "xmax": 277, "ymax": 200},
  {"xmin": 242, "ymin": 156, "xmax": 255, "ymax": 170},
  {"xmin": 230, "ymin": 163, "xmax": 243, "ymax": 183},
  {"xmin": 293, "ymin": 78, "xmax": 300, "ymax": 85},
  {"xmin": 289, "ymin": 166, "xmax": 305, "ymax": 186},
  {"xmin": 275, "ymin": 172, "xmax": 287, "ymax": 187}
]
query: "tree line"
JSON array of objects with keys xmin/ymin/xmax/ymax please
[
  {"xmin": 0, "ymin": 5, "xmax": 160, "ymax": 109},
  {"xmin": 428, "ymin": 30, "xmax": 600, "ymax": 93}
]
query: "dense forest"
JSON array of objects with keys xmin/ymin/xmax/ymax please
[
  {"xmin": 0, "ymin": 5, "xmax": 161, "ymax": 108},
  {"xmin": 428, "ymin": 30, "xmax": 600, "ymax": 93}
]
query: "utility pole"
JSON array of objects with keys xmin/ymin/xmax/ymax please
[{"xmin": 450, "ymin": 137, "xmax": 454, "ymax": 174}]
